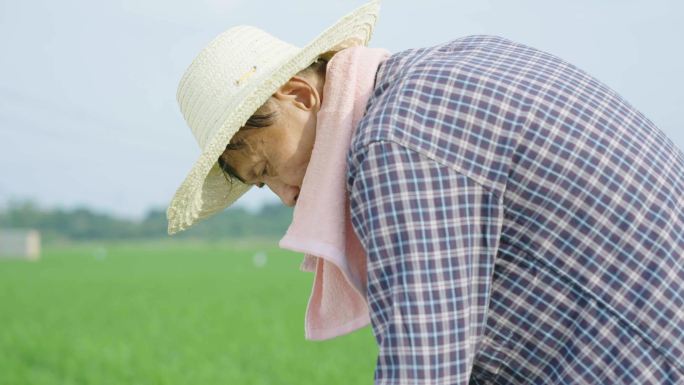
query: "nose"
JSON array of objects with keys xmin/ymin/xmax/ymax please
[{"xmin": 266, "ymin": 180, "xmax": 300, "ymax": 207}]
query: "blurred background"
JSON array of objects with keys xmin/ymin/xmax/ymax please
[{"xmin": 0, "ymin": 0, "xmax": 682, "ymax": 384}]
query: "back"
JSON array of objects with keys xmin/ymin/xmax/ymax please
[{"xmin": 347, "ymin": 35, "xmax": 684, "ymax": 383}]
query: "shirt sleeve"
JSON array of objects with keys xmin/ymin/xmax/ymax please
[{"xmin": 347, "ymin": 140, "xmax": 503, "ymax": 385}]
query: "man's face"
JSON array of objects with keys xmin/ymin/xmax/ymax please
[{"xmin": 219, "ymin": 76, "xmax": 321, "ymax": 207}]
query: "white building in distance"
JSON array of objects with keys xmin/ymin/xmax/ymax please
[{"xmin": 0, "ymin": 229, "xmax": 41, "ymax": 261}]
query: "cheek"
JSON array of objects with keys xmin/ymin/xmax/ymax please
[
  {"xmin": 276, "ymin": 111, "xmax": 316, "ymax": 185},
  {"xmin": 282, "ymin": 154, "xmax": 310, "ymax": 185},
  {"xmin": 279, "ymin": 146, "xmax": 312, "ymax": 186}
]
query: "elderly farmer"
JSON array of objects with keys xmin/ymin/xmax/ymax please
[{"xmin": 167, "ymin": 1, "xmax": 684, "ymax": 383}]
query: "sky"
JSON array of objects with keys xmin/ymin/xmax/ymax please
[{"xmin": 0, "ymin": 0, "xmax": 682, "ymax": 220}]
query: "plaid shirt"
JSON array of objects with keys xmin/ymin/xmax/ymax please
[{"xmin": 346, "ymin": 35, "xmax": 684, "ymax": 384}]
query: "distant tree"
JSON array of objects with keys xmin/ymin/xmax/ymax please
[{"xmin": 0, "ymin": 199, "xmax": 293, "ymax": 242}]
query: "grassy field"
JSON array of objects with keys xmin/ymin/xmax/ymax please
[{"xmin": 0, "ymin": 239, "xmax": 378, "ymax": 385}]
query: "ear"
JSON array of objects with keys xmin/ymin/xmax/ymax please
[{"xmin": 273, "ymin": 76, "xmax": 320, "ymax": 111}]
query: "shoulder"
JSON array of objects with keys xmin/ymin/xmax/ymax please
[
  {"xmin": 347, "ymin": 35, "xmax": 530, "ymax": 192},
  {"xmin": 347, "ymin": 34, "xmax": 609, "ymax": 197},
  {"xmin": 349, "ymin": 34, "xmax": 533, "ymax": 154}
]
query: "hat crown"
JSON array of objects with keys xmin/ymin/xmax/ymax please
[{"xmin": 176, "ymin": 25, "xmax": 299, "ymax": 149}]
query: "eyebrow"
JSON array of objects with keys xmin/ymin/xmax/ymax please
[
  {"xmin": 218, "ymin": 158, "xmax": 249, "ymax": 184},
  {"xmin": 218, "ymin": 139, "xmax": 253, "ymax": 184}
]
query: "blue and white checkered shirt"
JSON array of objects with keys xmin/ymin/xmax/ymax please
[{"xmin": 346, "ymin": 35, "xmax": 684, "ymax": 384}]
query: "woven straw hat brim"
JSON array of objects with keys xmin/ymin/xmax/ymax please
[{"xmin": 167, "ymin": 0, "xmax": 382, "ymax": 235}]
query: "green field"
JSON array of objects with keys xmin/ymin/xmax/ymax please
[{"xmin": 0, "ymin": 239, "xmax": 378, "ymax": 384}]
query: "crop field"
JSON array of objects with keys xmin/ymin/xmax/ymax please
[{"xmin": 0, "ymin": 239, "xmax": 377, "ymax": 384}]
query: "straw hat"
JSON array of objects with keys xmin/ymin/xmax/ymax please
[{"xmin": 166, "ymin": 0, "xmax": 383, "ymax": 235}]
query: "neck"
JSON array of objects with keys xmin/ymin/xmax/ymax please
[{"xmin": 310, "ymin": 72, "xmax": 326, "ymax": 107}]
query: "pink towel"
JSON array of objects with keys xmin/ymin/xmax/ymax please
[{"xmin": 278, "ymin": 45, "xmax": 391, "ymax": 340}]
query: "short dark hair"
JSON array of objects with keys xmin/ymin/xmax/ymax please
[{"xmin": 217, "ymin": 53, "xmax": 333, "ymax": 185}]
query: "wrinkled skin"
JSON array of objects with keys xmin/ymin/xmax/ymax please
[{"xmin": 220, "ymin": 74, "xmax": 325, "ymax": 207}]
